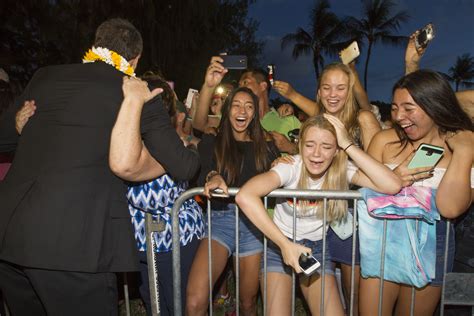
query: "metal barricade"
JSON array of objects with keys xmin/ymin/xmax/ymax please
[{"xmin": 144, "ymin": 187, "xmax": 461, "ymax": 316}]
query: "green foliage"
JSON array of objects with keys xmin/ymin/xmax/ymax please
[
  {"xmin": 346, "ymin": 0, "xmax": 410, "ymax": 90},
  {"xmin": 0, "ymin": 0, "xmax": 263, "ymax": 99},
  {"xmin": 447, "ymin": 53, "xmax": 474, "ymax": 91},
  {"xmin": 280, "ymin": 0, "xmax": 351, "ymax": 79}
]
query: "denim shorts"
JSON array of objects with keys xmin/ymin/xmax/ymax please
[
  {"xmin": 203, "ymin": 204, "xmax": 263, "ymax": 257},
  {"xmin": 327, "ymin": 208, "xmax": 360, "ymax": 265},
  {"xmin": 262, "ymin": 238, "xmax": 335, "ymax": 276},
  {"xmin": 432, "ymin": 220, "xmax": 455, "ymax": 286}
]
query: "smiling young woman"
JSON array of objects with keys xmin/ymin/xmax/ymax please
[
  {"xmin": 361, "ymin": 69, "xmax": 473, "ymax": 316},
  {"xmin": 186, "ymin": 87, "xmax": 279, "ymax": 316}
]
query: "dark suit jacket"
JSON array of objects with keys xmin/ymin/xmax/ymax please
[{"xmin": 0, "ymin": 62, "xmax": 200, "ymax": 272}]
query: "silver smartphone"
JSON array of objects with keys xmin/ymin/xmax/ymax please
[
  {"xmin": 210, "ymin": 188, "xmax": 229, "ymax": 198},
  {"xmin": 299, "ymin": 253, "xmax": 321, "ymax": 276},
  {"xmin": 415, "ymin": 23, "xmax": 435, "ymax": 50}
]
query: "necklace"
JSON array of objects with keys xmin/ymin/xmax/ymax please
[{"xmin": 82, "ymin": 46, "xmax": 136, "ymax": 77}]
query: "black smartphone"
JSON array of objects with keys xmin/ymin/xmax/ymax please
[
  {"xmin": 287, "ymin": 128, "xmax": 300, "ymax": 144},
  {"xmin": 299, "ymin": 253, "xmax": 321, "ymax": 276},
  {"xmin": 221, "ymin": 55, "xmax": 247, "ymax": 70},
  {"xmin": 415, "ymin": 23, "xmax": 435, "ymax": 50}
]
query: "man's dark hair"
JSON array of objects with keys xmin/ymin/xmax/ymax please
[
  {"xmin": 94, "ymin": 18, "xmax": 143, "ymax": 61},
  {"xmin": 242, "ymin": 68, "xmax": 271, "ymax": 94}
]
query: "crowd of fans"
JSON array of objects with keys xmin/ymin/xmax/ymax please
[{"xmin": 0, "ymin": 18, "xmax": 473, "ymax": 316}]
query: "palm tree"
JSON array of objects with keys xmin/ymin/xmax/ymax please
[
  {"xmin": 448, "ymin": 53, "xmax": 474, "ymax": 91},
  {"xmin": 347, "ymin": 0, "xmax": 409, "ymax": 90},
  {"xmin": 281, "ymin": 0, "xmax": 350, "ymax": 80}
]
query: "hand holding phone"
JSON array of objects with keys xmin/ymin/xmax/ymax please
[
  {"xmin": 185, "ymin": 88, "xmax": 198, "ymax": 109},
  {"xmin": 407, "ymin": 143, "xmax": 444, "ymax": 169},
  {"xmin": 299, "ymin": 253, "xmax": 321, "ymax": 276},
  {"xmin": 210, "ymin": 188, "xmax": 229, "ymax": 198},
  {"xmin": 339, "ymin": 41, "xmax": 360, "ymax": 65},
  {"xmin": 221, "ymin": 55, "xmax": 248, "ymax": 70},
  {"xmin": 415, "ymin": 23, "xmax": 435, "ymax": 50}
]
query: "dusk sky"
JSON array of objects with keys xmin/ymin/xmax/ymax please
[{"xmin": 248, "ymin": 0, "xmax": 474, "ymax": 103}]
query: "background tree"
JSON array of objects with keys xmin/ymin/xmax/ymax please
[
  {"xmin": 346, "ymin": 0, "xmax": 409, "ymax": 90},
  {"xmin": 280, "ymin": 0, "xmax": 350, "ymax": 80},
  {"xmin": 447, "ymin": 53, "xmax": 474, "ymax": 91},
  {"xmin": 0, "ymin": 0, "xmax": 263, "ymax": 99}
]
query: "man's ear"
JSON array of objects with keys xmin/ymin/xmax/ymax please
[{"xmin": 128, "ymin": 54, "xmax": 141, "ymax": 70}]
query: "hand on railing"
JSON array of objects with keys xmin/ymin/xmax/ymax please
[{"xmin": 204, "ymin": 173, "xmax": 229, "ymax": 198}]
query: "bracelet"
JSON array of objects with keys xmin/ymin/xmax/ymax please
[
  {"xmin": 343, "ymin": 143, "xmax": 354, "ymax": 152},
  {"xmin": 205, "ymin": 170, "xmax": 219, "ymax": 182}
]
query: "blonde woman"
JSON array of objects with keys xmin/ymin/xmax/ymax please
[{"xmin": 236, "ymin": 115, "xmax": 401, "ymax": 315}]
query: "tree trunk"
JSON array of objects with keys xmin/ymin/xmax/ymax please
[
  {"xmin": 313, "ymin": 53, "xmax": 320, "ymax": 81},
  {"xmin": 364, "ymin": 41, "xmax": 373, "ymax": 91}
]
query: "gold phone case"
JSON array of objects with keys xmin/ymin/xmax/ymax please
[{"xmin": 340, "ymin": 41, "xmax": 360, "ymax": 65}]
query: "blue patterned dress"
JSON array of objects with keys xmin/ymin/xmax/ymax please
[{"xmin": 127, "ymin": 174, "xmax": 204, "ymax": 253}]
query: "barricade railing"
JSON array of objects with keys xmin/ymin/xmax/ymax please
[{"xmin": 145, "ymin": 187, "xmax": 458, "ymax": 316}]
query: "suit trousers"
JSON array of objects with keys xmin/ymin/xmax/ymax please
[{"xmin": 0, "ymin": 260, "xmax": 118, "ymax": 316}]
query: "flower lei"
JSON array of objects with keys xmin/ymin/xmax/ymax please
[{"xmin": 82, "ymin": 46, "xmax": 136, "ymax": 77}]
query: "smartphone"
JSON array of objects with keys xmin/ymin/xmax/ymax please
[
  {"xmin": 211, "ymin": 188, "xmax": 229, "ymax": 198},
  {"xmin": 221, "ymin": 55, "xmax": 248, "ymax": 70},
  {"xmin": 299, "ymin": 253, "xmax": 321, "ymax": 276},
  {"xmin": 287, "ymin": 128, "xmax": 300, "ymax": 144},
  {"xmin": 415, "ymin": 23, "xmax": 435, "ymax": 50},
  {"xmin": 185, "ymin": 88, "xmax": 198, "ymax": 109},
  {"xmin": 407, "ymin": 143, "xmax": 444, "ymax": 169},
  {"xmin": 267, "ymin": 64, "xmax": 275, "ymax": 85},
  {"xmin": 339, "ymin": 41, "xmax": 360, "ymax": 64}
]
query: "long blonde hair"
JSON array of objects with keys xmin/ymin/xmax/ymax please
[
  {"xmin": 316, "ymin": 62, "xmax": 359, "ymax": 142},
  {"xmin": 297, "ymin": 115, "xmax": 348, "ymax": 222}
]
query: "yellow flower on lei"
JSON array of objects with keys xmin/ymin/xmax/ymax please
[{"xmin": 82, "ymin": 46, "xmax": 136, "ymax": 77}]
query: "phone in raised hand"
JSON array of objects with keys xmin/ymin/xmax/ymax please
[
  {"xmin": 185, "ymin": 88, "xmax": 198, "ymax": 109},
  {"xmin": 415, "ymin": 23, "xmax": 435, "ymax": 50},
  {"xmin": 339, "ymin": 41, "xmax": 360, "ymax": 65},
  {"xmin": 221, "ymin": 55, "xmax": 248, "ymax": 70}
]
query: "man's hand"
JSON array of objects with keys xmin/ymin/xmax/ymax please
[
  {"xmin": 122, "ymin": 76, "xmax": 162, "ymax": 104},
  {"xmin": 271, "ymin": 131, "xmax": 298, "ymax": 154},
  {"xmin": 273, "ymin": 80, "xmax": 296, "ymax": 100},
  {"xmin": 15, "ymin": 100, "xmax": 36, "ymax": 135}
]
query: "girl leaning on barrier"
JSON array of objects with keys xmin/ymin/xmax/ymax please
[
  {"xmin": 359, "ymin": 69, "xmax": 474, "ymax": 316},
  {"xmin": 235, "ymin": 114, "xmax": 401, "ymax": 316},
  {"xmin": 274, "ymin": 62, "xmax": 382, "ymax": 314},
  {"xmin": 186, "ymin": 87, "xmax": 279, "ymax": 316}
]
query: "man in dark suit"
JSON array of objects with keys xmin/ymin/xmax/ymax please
[{"xmin": 0, "ymin": 18, "xmax": 199, "ymax": 315}]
